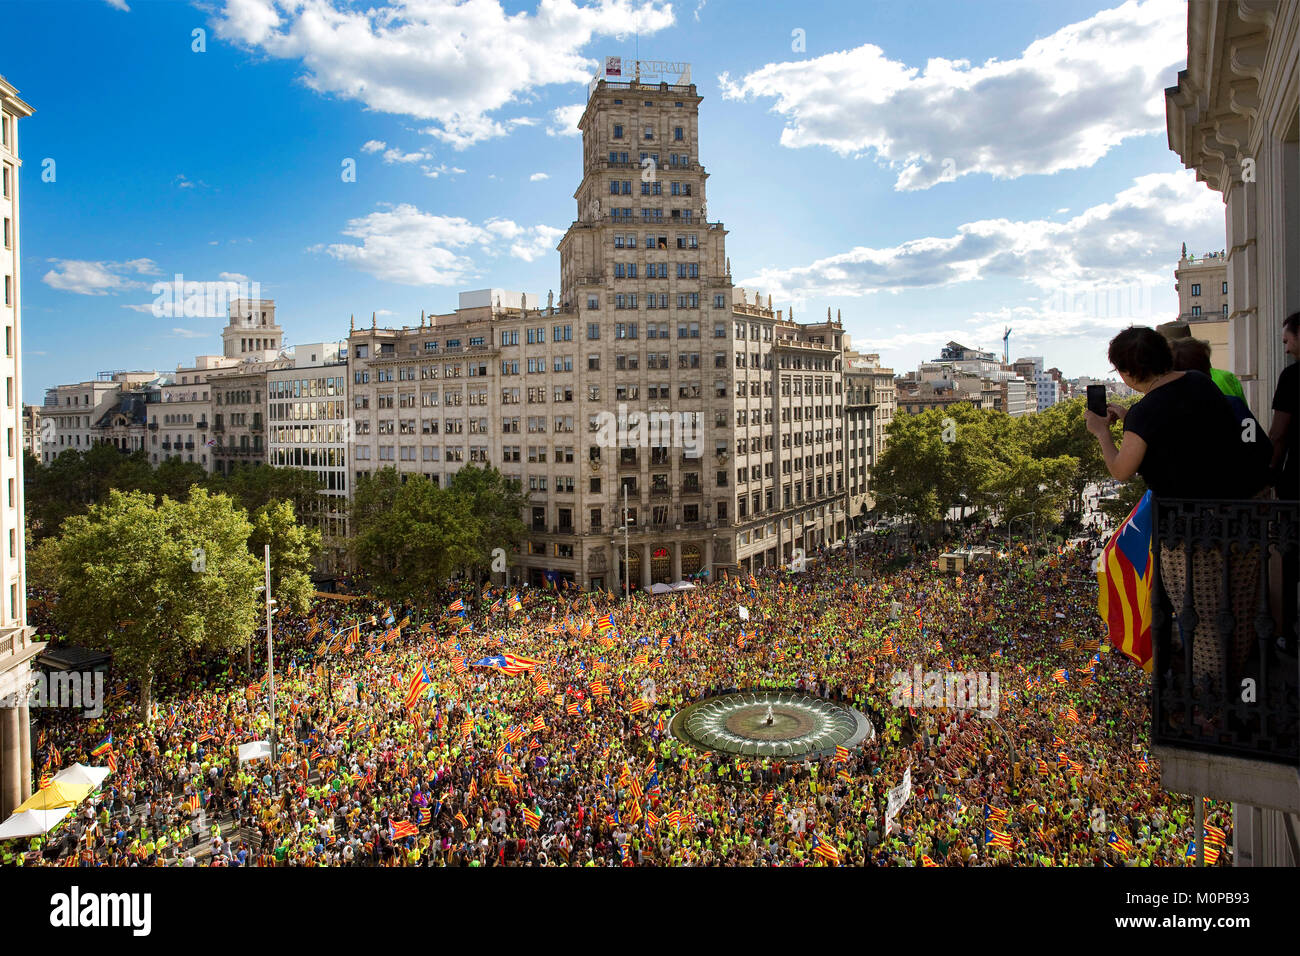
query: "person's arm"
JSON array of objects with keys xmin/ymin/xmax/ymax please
[
  {"xmin": 1267, "ymin": 409, "xmax": 1291, "ymax": 470},
  {"xmin": 1085, "ymin": 409, "xmax": 1146, "ymax": 480}
]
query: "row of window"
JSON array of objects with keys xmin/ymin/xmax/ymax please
[{"xmin": 610, "ymin": 124, "xmax": 687, "ymax": 141}]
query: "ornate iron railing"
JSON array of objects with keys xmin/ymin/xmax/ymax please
[{"xmin": 1150, "ymin": 498, "xmax": 1298, "ymax": 764}]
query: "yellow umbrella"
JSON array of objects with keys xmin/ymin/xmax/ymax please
[{"xmin": 15, "ymin": 780, "xmax": 92, "ymax": 813}]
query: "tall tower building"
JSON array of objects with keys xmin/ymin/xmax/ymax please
[
  {"xmin": 0, "ymin": 73, "xmax": 37, "ymax": 820},
  {"xmin": 347, "ymin": 63, "xmax": 856, "ymax": 589},
  {"xmin": 222, "ymin": 298, "xmax": 283, "ymax": 362}
]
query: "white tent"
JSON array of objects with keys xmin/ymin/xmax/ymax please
[
  {"xmin": 737, "ymin": 605, "xmax": 750, "ymax": 621},
  {"xmin": 0, "ymin": 806, "xmax": 73, "ymax": 840},
  {"xmin": 670, "ymin": 580, "xmax": 697, "ymax": 591},
  {"xmin": 237, "ymin": 740, "xmax": 272, "ymax": 765},
  {"xmin": 52, "ymin": 763, "xmax": 111, "ymax": 790},
  {"xmin": 645, "ymin": 583, "xmax": 674, "ymax": 595}
]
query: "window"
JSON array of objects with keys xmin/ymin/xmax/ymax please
[
  {"xmin": 1191, "ymin": 283, "xmax": 1201, "ymax": 297},
  {"xmin": 674, "ymin": 126, "xmax": 684, "ymax": 141},
  {"xmin": 1222, "ymin": 281, "xmax": 1228, "ymax": 295},
  {"xmin": 644, "ymin": 126, "xmax": 653, "ymax": 140},
  {"xmin": 1192, "ymin": 305, "xmax": 1201, "ymax": 316},
  {"xmin": 613, "ymin": 124, "xmax": 623, "ymax": 139},
  {"xmin": 587, "ymin": 322, "xmax": 600, "ymax": 339}
]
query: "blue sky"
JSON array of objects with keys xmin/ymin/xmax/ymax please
[{"xmin": 4, "ymin": 0, "xmax": 1225, "ymax": 403}]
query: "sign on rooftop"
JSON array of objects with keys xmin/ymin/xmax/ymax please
[{"xmin": 591, "ymin": 58, "xmax": 692, "ymax": 97}]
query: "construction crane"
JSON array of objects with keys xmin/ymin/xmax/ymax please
[{"xmin": 1002, "ymin": 327, "xmax": 1012, "ymax": 365}]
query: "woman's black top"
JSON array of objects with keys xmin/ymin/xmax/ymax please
[{"xmin": 1122, "ymin": 370, "xmax": 1260, "ymax": 499}]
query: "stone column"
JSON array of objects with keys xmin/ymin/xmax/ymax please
[
  {"xmin": 704, "ymin": 537, "xmax": 714, "ymax": 580},
  {"xmin": 0, "ymin": 704, "xmax": 20, "ymax": 819},
  {"xmin": 671, "ymin": 542, "xmax": 682, "ymax": 582},
  {"xmin": 610, "ymin": 544, "xmax": 621, "ymax": 595},
  {"xmin": 641, "ymin": 542, "xmax": 652, "ymax": 588},
  {"xmin": 18, "ymin": 701, "xmax": 31, "ymax": 803}
]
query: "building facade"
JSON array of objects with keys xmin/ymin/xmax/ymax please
[
  {"xmin": 1175, "ymin": 246, "xmax": 1230, "ymax": 320},
  {"xmin": 1164, "ymin": 0, "xmax": 1299, "ymax": 866},
  {"xmin": 347, "ymin": 72, "xmax": 865, "ymax": 590},
  {"xmin": 20, "ymin": 403, "xmax": 38, "ymax": 459},
  {"xmin": 0, "ymin": 72, "xmax": 35, "ymax": 819},
  {"xmin": 153, "ymin": 355, "xmax": 235, "ymax": 469},
  {"xmin": 267, "ymin": 341, "xmax": 349, "ymax": 569}
]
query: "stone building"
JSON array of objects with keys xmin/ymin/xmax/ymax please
[{"xmin": 347, "ymin": 71, "xmax": 867, "ymax": 590}]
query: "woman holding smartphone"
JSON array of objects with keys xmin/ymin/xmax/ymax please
[{"xmin": 1084, "ymin": 326, "xmax": 1267, "ymax": 696}]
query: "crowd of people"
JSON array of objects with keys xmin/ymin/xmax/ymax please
[{"xmin": 5, "ymin": 528, "xmax": 1232, "ymax": 868}]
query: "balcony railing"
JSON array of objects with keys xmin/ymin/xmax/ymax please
[{"xmin": 1150, "ymin": 498, "xmax": 1298, "ymax": 766}]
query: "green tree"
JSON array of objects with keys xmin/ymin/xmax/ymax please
[
  {"xmin": 46, "ymin": 488, "xmax": 262, "ymax": 720},
  {"xmin": 1023, "ymin": 398, "xmax": 1107, "ymax": 514},
  {"xmin": 445, "ymin": 465, "xmax": 528, "ymax": 577},
  {"xmin": 147, "ymin": 456, "xmax": 209, "ymax": 501},
  {"xmin": 873, "ymin": 410, "xmax": 950, "ymax": 526},
  {"xmin": 351, "ymin": 469, "xmax": 481, "ymax": 605},
  {"xmin": 249, "ymin": 499, "xmax": 321, "ymax": 616},
  {"xmin": 207, "ymin": 464, "xmax": 325, "ymax": 518}
]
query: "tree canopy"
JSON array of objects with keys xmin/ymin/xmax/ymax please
[{"xmin": 42, "ymin": 488, "xmax": 263, "ymax": 719}]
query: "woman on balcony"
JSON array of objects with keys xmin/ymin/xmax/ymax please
[{"xmin": 1085, "ymin": 326, "xmax": 1269, "ymax": 692}]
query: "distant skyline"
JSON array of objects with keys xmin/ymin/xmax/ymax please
[{"xmin": 4, "ymin": 0, "xmax": 1224, "ymax": 404}]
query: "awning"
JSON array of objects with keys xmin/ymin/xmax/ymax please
[
  {"xmin": 237, "ymin": 740, "xmax": 272, "ymax": 764},
  {"xmin": 0, "ymin": 807, "xmax": 74, "ymax": 840},
  {"xmin": 670, "ymin": 581, "xmax": 697, "ymax": 591},
  {"xmin": 52, "ymin": 763, "xmax": 112, "ymax": 790},
  {"xmin": 15, "ymin": 781, "xmax": 92, "ymax": 813},
  {"xmin": 645, "ymin": 583, "xmax": 675, "ymax": 595}
]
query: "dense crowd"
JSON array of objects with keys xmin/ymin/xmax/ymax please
[{"xmin": 6, "ymin": 532, "xmax": 1231, "ymax": 867}]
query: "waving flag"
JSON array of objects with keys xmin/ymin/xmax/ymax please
[
  {"xmin": 447, "ymin": 598, "xmax": 465, "ymax": 615},
  {"xmin": 1096, "ymin": 489, "xmax": 1154, "ymax": 672},
  {"xmin": 391, "ymin": 820, "xmax": 418, "ymax": 840},
  {"xmin": 92, "ymin": 734, "xmax": 113, "ymax": 757},
  {"xmin": 810, "ymin": 834, "xmax": 840, "ymax": 865},
  {"xmin": 404, "ymin": 665, "xmax": 432, "ymax": 710},
  {"xmin": 985, "ymin": 828, "xmax": 1014, "ymax": 851},
  {"xmin": 523, "ymin": 807, "xmax": 542, "ymax": 830}
]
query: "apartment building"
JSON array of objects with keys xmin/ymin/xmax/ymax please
[
  {"xmin": 0, "ymin": 71, "xmax": 34, "ymax": 818},
  {"xmin": 41, "ymin": 373, "xmax": 154, "ymax": 463},
  {"xmin": 20, "ymin": 403, "xmax": 38, "ymax": 458},
  {"xmin": 152, "ymin": 355, "xmax": 236, "ymax": 469},
  {"xmin": 844, "ymin": 350, "xmax": 895, "ymax": 526},
  {"xmin": 347, "ymin": 69, "xmax": 862, "ymax": 590},
  {"xmin": 267, "ymin": 341, "xmax": 349, "ymax": 569}
]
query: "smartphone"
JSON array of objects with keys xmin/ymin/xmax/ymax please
[{"xmin": 1086, "ymin": 384, "xmax": 1107, "ymax": 417}]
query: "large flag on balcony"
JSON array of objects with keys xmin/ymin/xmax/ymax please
[{"xmin": 1096, "ymin": 490, "xmax": 1153, "ymax": 673}]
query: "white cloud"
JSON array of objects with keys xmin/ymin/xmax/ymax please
[
  {"xmin": 103, "ymin": 0, "xmax": 129, "ymax": 10},
  {"xmin": 211, "ymin": 0, "xmax": 674, "ymax": 148},
  {"xmin": 547, "ymin": 103, "xmax": 585, "ymax": 138},
  {"xmin": 42, "ymin": 258, "xmax": 160, "ymax": 295},
  {"xmin": 529, "ymin": 172, "xmax": 549, "ymax": 182},
  {"xmin": 361, "ymin": 139, "xmax": 387, "ymax": 153},
  {"xmin": 218, "ymin": 271, "xmax": 250, "ymax": 282},
  {"xmin": 719, "ymin": 0, "xmax": 1184, "ymax": 190},
  {"xmin": 382, "ymin": 147, "xmax": 431, "ymax": 164},
  {"xmin": 310, "ymin": 204, "xmax": 563, "ymax": 285},
  {"xmin": 420, "ymin": 163, "xmax": 466, "ymax": 179},
  {"xmin": 170, "ymin": 328, "xmax": 209, "ymax": 339},
  {"xmin": 739, "ymin": 171, "xmax": 1222, "ymax": 302}
]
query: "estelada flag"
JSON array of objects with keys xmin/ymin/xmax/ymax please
[{"xmin": 1096, "ymin": 490, "xmax": 1153, "ymax": 672}]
